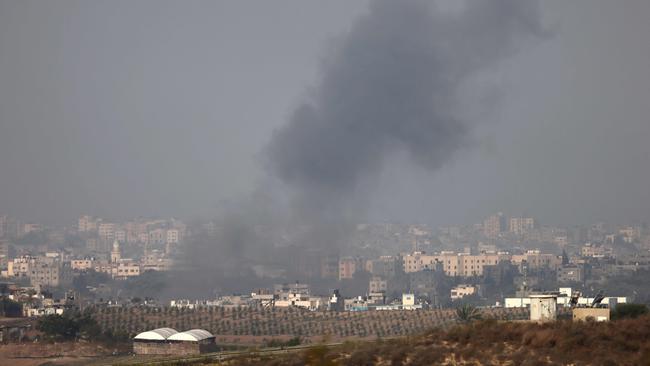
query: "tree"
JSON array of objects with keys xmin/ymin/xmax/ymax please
[
  {"xmin": 37, "ymin": 314, "xmax": 80, "ymax": 340},
  {"xmin": 0, "ymin": 297, "xmax": 22, "ymax": 317},
  {"xmin": 37, "ymin": 310, "xmax": 105, "ymax": 341},
  {"xmin": 455, "ymin": 304, "xmax": 482, "ymax": 323},
  {"xmin": 611, "ymin": 303, "xmax": 648, "ymax": 320}
]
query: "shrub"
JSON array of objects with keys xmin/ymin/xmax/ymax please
[
  {"xmin": 455, "ymin": 304, "xmax": 482, "ymax": 323},
  {"xmin": 0, "ymin": 297, "xmax": 22, "ymax": 317},
  {"xmin": 611, "ymin": 303, "xmax": 648, "ymax": 320},
  {"xmin": 37, "ymin": 314, "xmax": 80, "ymax": 340}
]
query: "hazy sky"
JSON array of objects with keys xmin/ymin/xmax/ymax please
[{"xmin": 1, "ymin": 0, "xmax": 649, "ymax": 227}]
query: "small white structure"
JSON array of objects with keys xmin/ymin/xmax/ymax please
[
  {"xmin": 402, "ymin": 293, "xmax": 415, "ymax": 306},
  {"xmin": 401, "ymin": 293, "xmax": 422, "ymax": 310},
  {"xmin": 529, "ymin": 293, "xmax": 558, "ymax": 322},
  {"xmin": 451, "ymin": 284, "xmax": 477, "ymax": 300},
  {"xmin": 275, "ymin": 293, "xmax": 324, "ymax": 310},
  {"xmin": 505, "ymin": 288, "xmax": 628, "ymax": 309},
  {"xmin": 133, "ymin": 328, "xmax": 217, "ymax": 355}
]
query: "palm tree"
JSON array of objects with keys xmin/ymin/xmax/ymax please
[{"xmin": 455, "ymin": 304, "xmax": 482, "ymax": 323}]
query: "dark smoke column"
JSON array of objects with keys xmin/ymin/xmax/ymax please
[{"xmin": 266, "ymin": 0, "xmax": 544, "ymax": 237}]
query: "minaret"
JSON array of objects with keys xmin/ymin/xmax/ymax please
[{"xmin": 111, "ymin": 239, "xmax": 121, "ymax": 263}]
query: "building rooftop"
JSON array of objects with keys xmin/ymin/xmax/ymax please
[
  {"xmin": 133, "ymin": 327, "xmax": 178, "ymax": 340},
  {"xmin": 167, "ymin": 329, "xmax": 214, "ymax": 342}
]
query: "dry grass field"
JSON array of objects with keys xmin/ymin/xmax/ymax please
[
  {"xmin": 0, "ymin": 341, "xmax": 126, "ymax": 366},
  {"xmin": 225, "ymin": 315, "xmax": 650, "ymax": 366}
]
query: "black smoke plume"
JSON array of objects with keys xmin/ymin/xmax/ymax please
[
  {"xmin": 266, "ymin": 0, "xmax": 544, "ymax": 227},
  {"xmin": 170, "ymin": 0, "xmax": 545, "ymax": 297}
]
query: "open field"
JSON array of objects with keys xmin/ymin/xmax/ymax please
[
  {"xmin": 50, "ymin": 314, "xmax": 650, "ymax": 366},
  {"xmin": 90, "ymin": 306, "xmax": 531, "ymax": 343},
  {"xmin": 220, "ymin": 315, "xmax": 650, "ymax": 366},
  {"xmin": 0, "ymin": 341, "xmax": 127, "ymax": 366}
]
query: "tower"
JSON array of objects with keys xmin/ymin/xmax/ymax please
[{"xmin": 111, "ymin": 239, "xmax": 121, "ymax": 263}]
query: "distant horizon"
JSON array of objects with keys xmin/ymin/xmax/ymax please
[{"xmin": 2, "ymin": 210, "xmax": 648, "ymax": 231}]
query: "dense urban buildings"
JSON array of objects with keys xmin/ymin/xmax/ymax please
[{"xmin": 0, "ymin": 210, "xmax": 647, "ymax": 317}]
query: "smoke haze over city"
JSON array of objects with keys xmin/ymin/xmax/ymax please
[{"xmin": 1, "ymin": 0, "xmax": 649, "ymax": 227}]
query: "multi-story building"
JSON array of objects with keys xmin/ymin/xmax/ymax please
[
  {"xmin": 581, "ymin": 243, "xmax": 610, "ymax": 258},
  {"xmin": 166, "ymin": 229, "xmax": 180, "ymax": 245},
  {"xmin": 141, "ymin": 250, "xmax": 173, "ymax": 271},
  {"xmin": 369, "ymin": 276, "xmax": 387, "ymax": 293},
  {"xmin": 85, "ymin": 237, "xmax": 101, "ymax": 252},
  {"xmin": 403, "ymin": 251, "xmax": 509, "ymax": 277},
  {"xmin": 1, "ymin": 216, "xmax": 20, "ymax": 238},
  {"xmin": 509, "ymin": 217, "xmax": 536, "ymax": 236},
  {"xmin": 78, "ymin": 215, "xmax": 99, "ymax": 233},
  {"xmin": 98, "ymin": 222, "xmax": 116, "ymax": 242},
  {"xmin": 30, "ymin": 261, "xmax": 72, "ymax": 289},
  {"xmin": 339, "ymin": 257, "xmax": 364, "ymax": 280},
  {"xmin": 619, "ymin": 226, "xmax": 641, "ymax": 243},
  {"xmin": 320, "ymin": 255, "xmax": 339, "ymax": 279},
  {"xmin": 365, "ymin": 256, "xmax": 400, "ymax": 278},
  {"xmin": 455, "ymin": 253, "xmax": 509, "ymax": 276},
  {"xmin": 557, "ymin": 264, "xmax": 585, "ymax": 283},
  {"xmin": 138, "ymin": 232, "xmax": 149, "ymax": 244},
  {"xmin": 483, "ymin": 213, "xmax": 506, "ymax": 239},
  {"xmin": 148, "ymin": 228, "xmax": 166, "ymax": 245},
  {"xmin": 21, "ymin": 223, "xmax": 43, "ymax": 236},
  {"xmin": 5, "ymin": 256, "xmax": 72, "ymax": 289},
  {"xmin": 511, "ymin": 250, "xmax": 561, "ymax": 271},
  {"xmin": 403, "ymin": 249, "xmax": 561, "ymax": 277},
  {"xmin": 113, "ymin": 261, "xmax": 141, "ymax": 279},
  {"xmin": 115, "ymin": 229, "xmax": 127, "ymax": 243},
  {"xmin": 403, "ymin": 252, "xmax": 430, "ymax": 273},
  {"xmin": 6, "ymin": 256, "xmax": 33, "ymax": 278},
  {"xmin": 0, "ymin": 215, "xmax": 6, "ymax": 238},
  {"xmin": 92, "ymin": 259, "xmax": 141, "ymax": 279},
  {"xmin": 0, "ymin": 240, "xmax": 14, "ymax": 269},
  {"xmin": 71, "ymin": 258, "xmax": 95, "ymax": 271}
]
